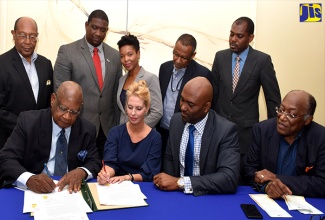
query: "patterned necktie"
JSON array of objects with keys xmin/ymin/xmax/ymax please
[
  {"xmin": 93, "ymin": 48, "xmax": 103, "ymax": 90},
  {"xmin": 54, "ymin": 129, "xmax": 68, "ymax": 176},
  {"xmin": 232, "ymin": 56, "xmax": 241, "ymax": 93},
  {"xmin": 184, "ymin": 125, "xmax": 195, "ymax": 176}
]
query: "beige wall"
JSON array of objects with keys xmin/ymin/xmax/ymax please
[
  {"xmin": 256, "ymin": 1, "xmax": 324, "ymax": 125},
  {"xmin": 0, "ymin": 0, "xmax": 324, "ymax": 125}
]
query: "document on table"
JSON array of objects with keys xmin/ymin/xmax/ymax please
[
  {"xmin": 23, "ymin": 186, "xmax": 92, "ymax": 220},
  {"xmin": 249, "ymin": 194, "xmax": 292, "ymax": 218},
  {"xmin": 96, "ymin": 181, "xmax": 147, "ymax": 206},
  {"xmin": 285, "ymin": 195, "xmax": 324, "ymax": 215}
]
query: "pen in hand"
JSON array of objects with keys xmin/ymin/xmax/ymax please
[
  {"xmin": 43, "ymin": 163, "xmax": 56, "ymax": 192},
  {"xmin": 101, "ymin": 160, "xmax": 110, "ymax": 185}
]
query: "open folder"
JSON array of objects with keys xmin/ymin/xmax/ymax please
[{"xmin": 80, "ymin": 180, "xmax": 148, "ymax": 211}]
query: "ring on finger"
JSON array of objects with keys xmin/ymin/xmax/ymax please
[
  {"xmin": 156, "ymin": 184, "xmax": 159, "ymax": 188},
  {"xmin": 261, "ymin": 174, "xmax": 264, "ymax": 179}
]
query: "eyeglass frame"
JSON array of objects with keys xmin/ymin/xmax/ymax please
[
  {"xmin": 55, "ymin": 93, "xmax": 81, "ymax": 116},
  {"xmin": 275, "ymin": 106, "xmax": 309, "ymax": 120},
  {"xmin": 172, "ymin": 50, "xmax": 192, "ymax": 61},
  {"xmin": 15, "ymin": 33, "xmax": 38, "ymax": 42}
]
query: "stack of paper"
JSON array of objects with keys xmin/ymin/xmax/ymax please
[
  {"xmin": 285, "ymin": 195, "xmax": 324, "ymax": 215},
  {"xmin": 96, "ymin": 181, "xmax": 147, "ymax": 206},
  {"xmin": 24, "ymin": 186, "xmax": 92, "ymax": 220}
]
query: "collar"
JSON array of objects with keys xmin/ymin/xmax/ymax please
[
  {"xmin": 85, "ymin": 36, "xmax": 103, "ymax": 53},
  {"xmin": 232, "ymin": 46, "xmax": 249, "ymax": 63},
  {"xmin": 184, "ymin": 113, "xmax": 209, "ymax": 135},
  {"xmin": 17, "ymin": 51, "xmax": 38, "ymax": 63},
  {"xmin": 52, "ymin": 118, "xmax": 71, "ymax": 137}
]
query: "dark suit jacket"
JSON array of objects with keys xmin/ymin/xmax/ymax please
[
  {"xmin": 0, "ymin": 108, "xmax": 101, "ymax": 188},
  {"xmin": 0, "ymin": 47, "xmax": 53, "ymax": 148},
  {"xmin": 159, "ymin": 59, "xmax": 212, "ymax": 114},
  {"xmin": 53, "ymin": 38, "xmax": 122, "ymax": 137},
  {"xmin": 211, "ymin": 46, "xmax": 281, "ymax": 154},
  {"xmin": 164, "ymin": 110, "xmax": 240, "ymax": 196},
  {"xmin": 243, "ymin": 118, "xmax": 325, "ymax": 197}
]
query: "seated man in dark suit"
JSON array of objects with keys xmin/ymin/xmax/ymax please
[
  {"xmin": 0, "ymin": 81, "xmax": 101, "ymax": 194},
  {"xmin": 243, "ymin": 90, "xmax": 325, "ymax": 198},
  {"xmin": 154, "ymin": 77, "xmax": 240, "ymax": 196}
]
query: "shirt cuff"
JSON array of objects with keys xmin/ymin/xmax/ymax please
[
  {"xmin": 79, "ymin": 167, "xmax": 93, "ymax": 180},
  {"xmin": 15, "ymin": 172, "xmax": 35, "ymax": 189},
  {"xmin": 183, "ymin": 176, "xmax": 193, "ymax": 194}
]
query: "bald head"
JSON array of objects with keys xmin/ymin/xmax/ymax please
[
  {"xmin": 180, "ymin": 77, "xmax": 212, "ymax": 124},
  {"xmin": 184, "ymin": 77, "xmax": 213, "ymax": 103},
  {"xmin": 56, "ymin": 81, "xmax": 83, "ymax": 103},
  {"xmin": 284, "ymin": 90, "xmax": 316, "ymax": 116},
  {"xmin": 14, "ymin": 17, "xmax": 38, "ymax": 31}
]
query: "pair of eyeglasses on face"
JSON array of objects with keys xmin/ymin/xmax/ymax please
[
  {"xmin": 16, "ymin": 33, "xmax": 38, "ymax": 42},
  {"xmin": 275, "ymin": 106, "xmax": 308, "ymax": 119},
  {"xmin": 55, "ymin": 94, "xmax": 81, "ymax": 116},
  {"xmin": 172, "ymin": 50, "xmax": 191, "ymax": 61}
]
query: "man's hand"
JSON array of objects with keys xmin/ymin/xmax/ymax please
[
  {"xmin": 56, "ymin": 168, "xmax": 87, "ymax": 193},
  {"xmin": 26, "ymin": 174, "xmax": 56, "ymax": 193},
  {"xmin": 255, "ymin": 169, "xmax": 276, "ymax": 184},
  {"xmin": 265, "ymin": 178, "xmax": 292, "ymax": 199},
  {"xmin": 153, "ymin": 172, "xmax": 179, "ymax": 191}
]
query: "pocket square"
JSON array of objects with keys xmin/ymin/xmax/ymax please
[
  {"xmin": 77, "ymin": 150, "xmax": 88, "ymax": 162},
  {"xmin": 305, "ymin": 166, "xmax": 313, "ymax": 172},
  {"xmin": 46, "ymin": 80, "xmax": 51, "ymax": 86}
]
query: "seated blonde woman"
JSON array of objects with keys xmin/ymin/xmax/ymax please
[{"xmin": 97, "ymin": 80, "xmax": 161, "ymax": 184}]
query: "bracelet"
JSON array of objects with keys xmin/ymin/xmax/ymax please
[{"xmin": 128, "ymin": 173, "xmax": 134, "ymax": 182}]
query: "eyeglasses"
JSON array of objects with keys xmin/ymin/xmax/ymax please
[
  {"xmin": 55, "ymin": 94, "xmax": 81, "ymax": 116},
  {"xmin": 173, "ymin": 50, "xmax": 191, "ymax": 61},
  {"xmin": 16, "ymin": 33, "xmax": 38, "ymax": 42},
  {"xmin": 275, "ymin": 106, "xmax": 308, "ymax": 119}
]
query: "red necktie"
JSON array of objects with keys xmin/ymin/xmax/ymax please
[
  {"xmin": 93, "ymin": 48, "xmax": 103, "ymax": 90},
  {"xmin": 232, "ymin": 56, "xmax": 241, "ymax": 93}
]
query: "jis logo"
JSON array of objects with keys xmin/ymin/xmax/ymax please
[{"xmin": 300, "ymin": 3, "xmax": 322, "ymax": 22}]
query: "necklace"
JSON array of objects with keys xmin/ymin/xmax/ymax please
[{"xmin": 170, "ymin": 73, "xmax": 184, "ymax": 92}]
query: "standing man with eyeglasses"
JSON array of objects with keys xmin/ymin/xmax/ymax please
[
  {"xmin": 157, "ymin": 34, "xmax": 212, "ymax": 158},
  {"xmin": 0, "ymin": 17, "xmax": 53, "ymax": 149},
  {"xmin": 53, "ymin": 10, "xmax": 122, "ymax": 159},
  {"xmin": 243, "ymin": 90, "xmax": 325, "ymax": 198},
  {"xmin": 0, "ymin": 81, "xmax": 101, "ymax": 194},
  {"xmin": 211, "ymin": 17, "xmax": 281, "ymax": 173}
]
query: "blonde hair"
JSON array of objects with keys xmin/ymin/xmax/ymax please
[{"xmin": 126, "ymin": 80, "xmax": 151, "ymax": 109}]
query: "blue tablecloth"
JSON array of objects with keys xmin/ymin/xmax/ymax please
[{"xmin": 0, "ymin": 182, "xmax": 323, "ymax": 219}]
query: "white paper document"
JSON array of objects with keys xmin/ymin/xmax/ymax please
[
  {"xmin": 285, "ymin": 195, "xmax": 324, "ymax": 215},
  {"xmin": 249, "ymin": 194, "xmax": 292, "ymax": 218},
  {"xmin": 96, "ymin": 181, "xmax": 147, "ymax": 206},
  {"xmin": 23, "ymin": 186, "xmax": 92, "ymax": 220}
]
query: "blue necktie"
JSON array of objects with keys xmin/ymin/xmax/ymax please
[
  {"xmin": 184, "ymin": 125, "xmax": 195, "ymax": 176},
  {"xmin": 54, "ymin": 129, "xmax": 68, "ymax": 176}
]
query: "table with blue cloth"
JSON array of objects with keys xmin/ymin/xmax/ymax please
[{"xmin": 0, "ymin": 182, "xmax": 324, "ymax": 219}]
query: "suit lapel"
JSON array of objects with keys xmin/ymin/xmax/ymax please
[
  {"xmin": 222, "ymin": 50, "xmax": 234, "ymax": 96},
  {"xmin": 67, "ymin": 118, "xmax": 81, "ymax": 171},
  {"xmin": 199, "ymin": 112, "xmax": 213, "ymax": 173},
  {"xmin": 35, "ymin": 58, "xmax": 45, "ymax": 106},
  {"xmin": 80, "ymin": 39, "xmax": 100, "ymax": 91},
  {"xmin": 161, "ymin": 63, "xmax": 174, "ymax": 101},
  {"xmin": 233, "ymin": 47, "xmax": 255, "ymax": 96},
  {"xmin": 11, "ymin": 48, "xmax": 36, "ymax": 103},
  {"xmin": 267, "ymin": 124, "xmax": 281, "ymax": 172},
  {"xmin": 39, "ymin": 109, "xmax": 53, "ymax": 161}
]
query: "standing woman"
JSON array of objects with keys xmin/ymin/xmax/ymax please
[
  {"xmin": 116, "ymin": 34, "xmax": 162, "ymax": 127},
  {"xmin": 98, "ymin": 80, "xmax": 161, "ymax": 183}
]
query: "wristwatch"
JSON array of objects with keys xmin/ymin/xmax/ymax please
[{"xmin": 177, "ymin": 177, "xmax": 184, "ymax": 190}]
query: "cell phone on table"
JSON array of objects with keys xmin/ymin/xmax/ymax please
[{"xmin": 240, "ymin": 204, "xmax": 263, "ymax": 219}]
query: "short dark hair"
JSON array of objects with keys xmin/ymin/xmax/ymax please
[
  {"xmin": 176, "ymin": 34, "xmax": 197, "ymax": 54},
  {"xmin": 117, "ymin": 34, "xmax": 140, "ymax": 52},
  {"xmin": 233, "ymin": 17, "xmax": 254, "ymax": 35},
  {"xmin": 14, "ymin": 17, "xmax": 38, "ymax": 31},
  {"xmin": 88, "ymin": 9, "xmax": 109, "ymax": 24},
  {"xmin": 307, "ymin": 93, "xmax": 317, "ymax": 115}
]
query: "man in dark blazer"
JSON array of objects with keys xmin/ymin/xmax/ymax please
[
  {"xmin": 0, "ymin": 17, "xmax": 53, "ymax": 149},
  {"xmin": 243, "ymin": 90, "xmax": 325, "ymax": 198},
  {"xmin": 53, "ymin": 9, "xmax": 122, "ymax": 159},
  {"xmin": 157, "ymin": 33, "xmax": 212, "ymax": 156},
  {"xmin": 211, "ymin": 17, "xmax": 281, "ymax": 165},
  {"xmin": 154, "ymin": 77, "xmax": 240, "ymax": 196},
  {"xmin": 0, "ymin": 81, "xmax": 101, "ymax": 194}
]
